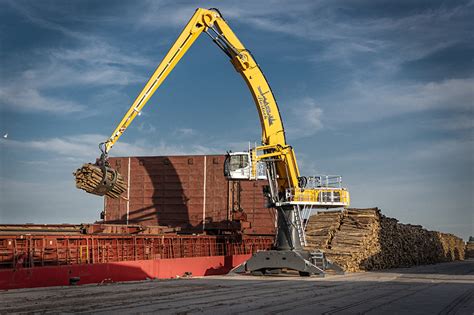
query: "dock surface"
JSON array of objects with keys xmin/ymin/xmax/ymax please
[{"xmin": 1, "ymin": 260, "xmax": 473, "ymax": 314}]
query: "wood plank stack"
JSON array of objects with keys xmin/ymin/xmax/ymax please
[
  {"xmin": 73, "ymin": 163, "xmax": 126, "ymax": 199},
  {"xmin": 305, "ymin": 210, "xmax": 343, "ymax": 249},
  {"xmin": 326, "ymin": 208, "xmax": 382, "ymax": 272},
  {"xmin": 305, "ymin": 207, "xmax": 465, "ymax": 272},
  {"xmin": 466, "ymin": 237, "xmax": 474, "ymax": 258}
]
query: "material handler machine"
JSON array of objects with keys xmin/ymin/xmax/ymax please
[{"xmin": 88, "ymin": 8, "xmax": 349, "ymax": 276}]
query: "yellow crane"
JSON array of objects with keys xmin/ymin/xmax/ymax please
[{"xmin": 94, "ymin": 8, "xmax": 349, "ymax": 275}]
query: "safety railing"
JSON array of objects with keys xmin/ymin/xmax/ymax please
[
  {"xmin": 305, "ymin": 175, "xmax": 343, "ymax": 189},
  {"xmin": 285, "ymin": 187, "xmax": 349, "ymax": 206},
  {"xmin": 0, "ymin": 235, "xmax": 274, "ymax": 269}
]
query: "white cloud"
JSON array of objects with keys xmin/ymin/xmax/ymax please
[
  {"xmin": 330, "ymin": 138, "xmax": 473, "ymax": 165},
  {"xmin": 210, "ymin": 1, "xmax": 470, "ymax": 72},
  {"xmin": 173, "ymin": 128, "xmax": 196, "ymax": 137},
  {"xmin": 428, "ymin": 116, "xmax": 474, "ymax": 131},
  {"xmin": 12, "ymin": 0, "xmax": 471, "ymax": 78},
  {"xmin": 0, "ymin": 45, "xmax": 146, "ymax": 115},
  {"xmin": 305, "ymin": 105, "xmax": 324, "ymax": 131},
  {"xmin": 17, "ymin": 48, "xmax": 146, "ymax": 89},
  {"xmin": 0, "ymin": 87, "xmax": 85, "ymax": 113},
  {"xmin": 137, "ymin": 1, "xmax": 197, "ymax": 29},
  {"xmin": 106, "ymin": 140, "xmax": 219, "ymax": 157},
  {"xmin": 2, "ymin": 2, "xmax": 151, "ymax": 115},
  {"xmin": 5, "ymin": 0, "xmax": 92, "ymax": 41},
  {"xmin": 285, "ymin": 97, "xmax": 323, "ymax": 138},
  {"xmin": 136, "ymin": 122, "xmax": 157, "ymax": 134},
  {"xmin": 326, "ymin": 78, "xmax": 474, "ymax": 123},
  {"xmin": 1, "ymin": 134, "xmax": 103, "ymax": 159},
  {"xmin": 50, "ymin": 41, "xmax": 150, "ymax": 67},
  {"xmin": 0, "ymin": 176, "xmax": 102, "ymax": 224},
  {"xmin": 0, "ymin": 133, "xmax": 221, "ymax": 160},
  {"xmin": 0, "ymin": 51, "xmax": 146, "ymax": 114},
  {"xmin": 409, "ymin": 138, "xmax": 474, "ymax": 162}
]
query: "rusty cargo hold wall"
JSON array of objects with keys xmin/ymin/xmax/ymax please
[{"xmin": 103, "ymin": 155, "xmax": 276, "ymax": 235}]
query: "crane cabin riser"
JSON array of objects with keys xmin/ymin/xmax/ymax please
[{"xmin": 89, "ymin": 8, "xmax": 349, "ymax": 276}]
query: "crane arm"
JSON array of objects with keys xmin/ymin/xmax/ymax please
[{"xmin": 102, "ymin": 8, "xmax": 301, "ymax": 190}]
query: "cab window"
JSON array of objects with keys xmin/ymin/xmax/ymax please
[{"xmin": 229, "ymin": 154, "xmax": 249, "ymax": 172}]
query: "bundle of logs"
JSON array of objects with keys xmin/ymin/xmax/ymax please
[
  {"xmin": 74, "ymin": 163, "xmax": 126, "ymax": 199},
  {"xmin": 305, "ymin": 207, "xmax": 465, "ymax": 272}
]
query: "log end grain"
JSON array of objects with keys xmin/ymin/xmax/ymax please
[{"xmin": 73, "ymin": 163, "xmax": 126, "ymax": 199}]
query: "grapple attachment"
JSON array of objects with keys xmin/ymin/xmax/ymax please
[
  {"xmin": 90, "ymin": 158, "xmax": 119, "ymax": 196},
  {"xmin": 73, "ymin": 144, "xmax": 126, "ymax": 199}
]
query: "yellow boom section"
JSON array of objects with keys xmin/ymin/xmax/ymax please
[
  {"xmin": 103, "ymin": 8, "xmax": 302, "ymax": 190},
  {"xmin": 212, "ymin": 19, "xmax": 286, "ymax": 147}
]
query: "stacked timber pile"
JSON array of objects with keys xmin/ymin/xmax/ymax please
[
  {"xmin": 74, "ymin": 163, "xmax": 126, "ymax": 199},
  {"xmin": 431, "ymin": 231, "xmax": 466, "ymax": 262},
  {"xmin": 466, "ymin": 237, "xmax": 474, "ymax": 258},
  {"xmin": 305, "ymin": 210, "xmax": 343, "ymax": 249},
  {"xmin": 326, "ymin": 208, "xmax": 382, "ymax": 272},
  {"xmin": 305, "ymin": 207, "xmax": 465, "ymax": 272}
]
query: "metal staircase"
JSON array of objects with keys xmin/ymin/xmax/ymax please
[{"xmin": 293, "ymin": 206, "xmax": 307, "ymax": 247}]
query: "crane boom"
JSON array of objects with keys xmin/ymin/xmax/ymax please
[
  {"xmin": 105, "ymin": 8, "xmax": 286, "ymax": 149},
  {"xmin": 102, "ymin": 8, "xmax": 304, "ymax": 193}
]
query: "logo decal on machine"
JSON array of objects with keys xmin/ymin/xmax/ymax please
[{"xmin": 257, "ymin": 86, "xmax": 275, "ymax": 126}]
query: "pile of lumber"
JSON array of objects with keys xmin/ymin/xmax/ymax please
[
  {"xmin": 305, "ymin": 210, "xmax": 342, "ymax": 249},
  {"xmin": 466, "ymin": 238, "xmax": 474, "ymax": 258},
  {"xmin": 305, "ymin": 207, "xmax": 465, "ymax": 272},
  {"xmin": 326, "ymin": 208, "xmax": 382, "ymax": 272},
  {"xmin": 74, "ymin": 163, "xmax": 126, "ymax": 199}
]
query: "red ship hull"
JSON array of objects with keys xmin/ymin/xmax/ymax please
[{"xmin": 0, "ymin": 254, "xmax": 251, "ymax": 290}]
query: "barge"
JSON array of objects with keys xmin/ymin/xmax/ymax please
[{"xmin": 1, "ymin": 154, "xmax": 276, "ymax": 290}]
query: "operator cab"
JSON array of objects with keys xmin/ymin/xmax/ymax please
[
  {"xmin": 224, "ymin": 151, "xmax": 267, "ymax": 180},
  {"xmin": 224, "ymin": 152, "xmax": 251, "ymax": 179}
]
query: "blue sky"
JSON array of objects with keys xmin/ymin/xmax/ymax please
[{"xmin": 0, "ymin": 0, "xmax": 472, "ymax": 239}]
